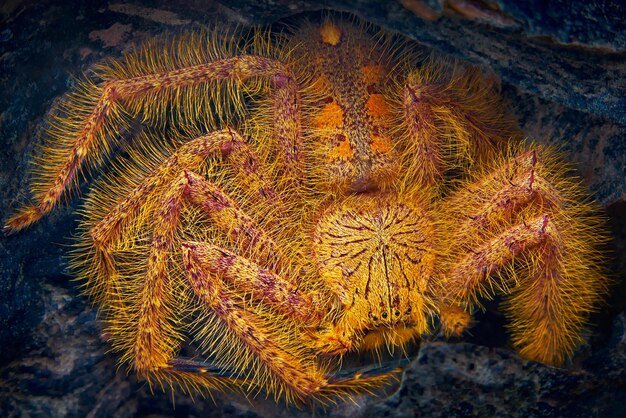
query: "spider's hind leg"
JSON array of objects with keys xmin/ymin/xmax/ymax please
[
  {"xmin": 181, "ymin": 240, "xmax": 401, "ymax": 402},
  {"xmin": 435, "ymin": 146, "xmax": 607, "ymax": 365}
]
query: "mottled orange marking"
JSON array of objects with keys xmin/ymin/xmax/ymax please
[
  {"xmin": 366, "ymin": 94, "xmax": 391, "ymax": 120},
  {"xmin": 371, "ymin": 134, "xmax": 392, "ymax": 153},
  {"xmin": 329, "ymin": 137, "xmax": 354, "ymax": 160},
  {"xmin": 361, "ymin": 65, "xmax": 385, "ymax": 85},
  {"xmin": 319, "ymin": 20, "xmax": 342, "ymax": 45},
  {"xmin": 313, "ymin": 101, "xmax": 343, "ymax": 129}
]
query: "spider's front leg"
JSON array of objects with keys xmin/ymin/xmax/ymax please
[
  {"xmin": 158, "ymin": 173, "xmax": 398, "ymax": 400},
  {"xmin": 4, "ymin": 37, "xmax": 303, "ymax": 234},
  {"xmin": 82, "ymin": 128, "xmax": 283, "ymax": 375},
  {"xmin": 179, "ymin": 240, "xmax": 403, "ymax": 401},
  {"xmin": 88, "ymin": 141, "xmax": 396, "ymax": 400},
  {"xmin": 180, "ymin": 240, "xmax": 328, "ymax": 399},
  {"xmin": 436, "ymin": 148, "xmax": 606, "ymax": 365}
]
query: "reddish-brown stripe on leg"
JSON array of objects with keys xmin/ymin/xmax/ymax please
[
  {"xmin": 182, "ymin": 241, "xmax": 323, "ymax": 324},
  {"xmin": 182, "ymin": 170, "xmax": 280, "ymax": 266},
  {"xmin": 133, "ymin": 174, "xmax": 187, "ymax": 374},
  {"xmin": 402, "ymin": 83, "xmax": 442, "ymax": 189},
  {"xmin": 182, "ymin": 242, "xmax": 327, "ymax": 400},
  {"xmin": 219, "ymin": 133, "xmax": 284, "ymax": 211},
  {"xmin": 272, "ymin": 74, "xmax": 304, "ymax": 186},
  {"xmin": 4, "ymin": 56, "xmax": 292, "ymax": 234},
  {"xmin": 443, "ymin": 215, "xmax": 557, "ymax": 304}
]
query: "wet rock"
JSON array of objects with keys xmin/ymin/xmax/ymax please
[{"xmin": 371, "ymin": 342, "xmax": 599, "ymax": 417}]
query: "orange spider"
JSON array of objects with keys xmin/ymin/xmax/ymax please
[{"xmin": 4, "ymin": 16, "xmax": 607, "ymax": 403}]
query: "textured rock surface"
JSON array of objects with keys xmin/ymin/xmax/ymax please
[{"xmin": 1, "ymin": 1, "xmax": 625, "ymax": 417}]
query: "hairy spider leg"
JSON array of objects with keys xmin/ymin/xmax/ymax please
[
  {"xmin": 181, "ymin": 240, "xmax": 401, "ymax": 402},
  {"xmin": 182, "ymin": 241, "xmax": 322, "ymax": 322},
  {"xmin": 4, "ymin": 53, "xmax": 301, "ymax": 233},
  {"xmin": 182, "ymin": 171, "xmax": 282, "ymax": 268},
  {"xmin": 443, "ymin": 216, "xmax": 567, "ymax": 362},
  {"xmin": 182, "ymin": 241, "xmax": 324, "ymax": 401},
  {"xmin": 271, "ymin": 72, "xmax": 304, "ymax": 188},
  {"xmin": 132, "ymin": 171, "xmax": 185, "ymax": 378},
  {"xmin": 124, "ymin": 168, "xmax": 286, "ymax": 393},
  {"xmin": 73, "ymin": 129, "xmax": 280, "ymax": 379},
  {"xmin": 396, "ymin": 60, "xmax": 519, "ymax": 193},
  {"xmin": 83, "ymin": 130, "xmax": 276, "ymax": 301},
  {"xmin": 434, "ymin": 151, "xmax": 554, "ymax": 337},
  {"xmin": 436, "ymin": 147, "xmax": 606, "ymax": 365}
]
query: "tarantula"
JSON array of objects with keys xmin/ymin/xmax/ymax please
[{"xmin": 4, "ymin": 16, "xmax": 606, "ymax": 403}]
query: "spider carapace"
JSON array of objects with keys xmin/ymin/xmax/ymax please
[{"xmin": 4, "ymin": 16, "xmax": 607, "ymax": 404}]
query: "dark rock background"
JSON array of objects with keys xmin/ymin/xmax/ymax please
[{"xmin": 1, "ymin": 1, "xmax": 625, "ymax": 417}]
